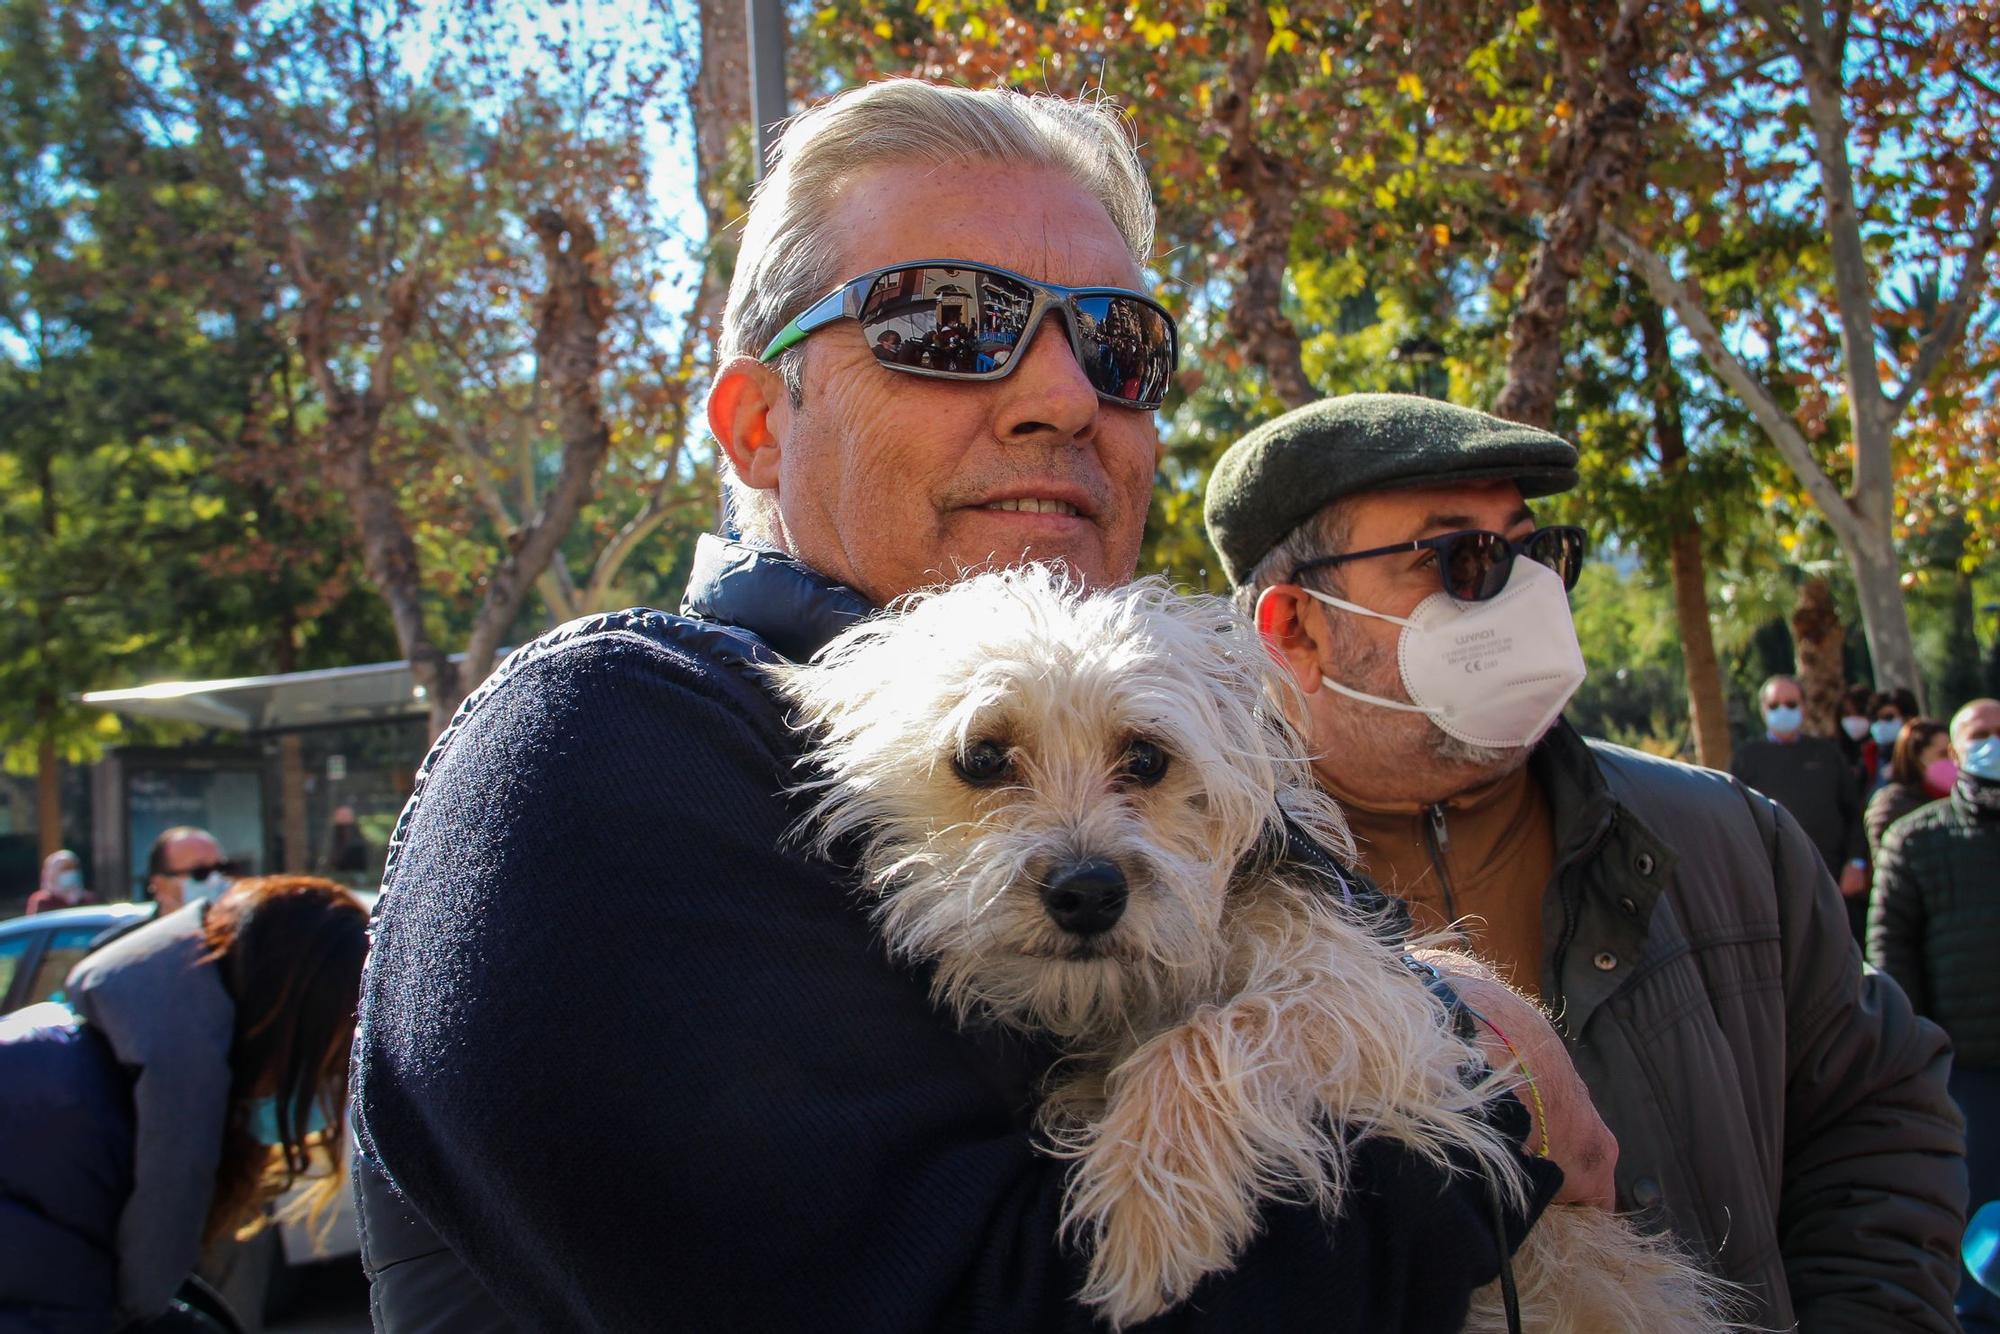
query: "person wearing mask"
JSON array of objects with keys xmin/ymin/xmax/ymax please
[
  {"xmin": 1730, "ymin": 674, "xmax": 1871, "ymax": 940},
  {"xmin": 1208, "ymin": 393, "xmax": 1964, "ymax": 1330},
  {"xmin": 1867, "ymin": 719, "xmax": 1955, "ymax": 858},
  {"xmin": 0, "ymin": 875, "xmax": 367, "ymax": 1331},
  {"xmin": 1838, "ymin": 684, "xmax": 1876, "ymax": 788},
  {"xmin": 1870, "ymin": 699, "xmax": 2000, "ymax": 1331},
  {"xmin": 25, "ymin": 849, "xmax": 99, "ymax": 916},
  {"xmin": 145, "ymin": 828, "xmax": 231, "ymax": 916},
  {"xmin": 1868, "ymin": 688, "xmax": 1923, "ymax": 793}
]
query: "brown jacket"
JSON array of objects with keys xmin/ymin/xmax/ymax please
[{"xmin": 1516, "ymin": 726, "xmax": 1964, "ymax": 1329}]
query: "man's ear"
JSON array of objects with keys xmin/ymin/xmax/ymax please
[
  {"xmin": 1255, "ymin": 584, "xmax": 1328, "ymax": 695},
  {"xmin": 708, "ymin": 354, "xmax": 789, "ymax": 490}
]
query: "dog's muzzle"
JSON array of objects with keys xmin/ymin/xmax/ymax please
[{"xmin": 1040, "ymin": 860, "xmax": 1128, "ymax": 937}]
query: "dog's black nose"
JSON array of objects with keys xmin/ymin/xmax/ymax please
[{"xmin": 1040, "ymin": 860, "xmax": 1128, "ymax": 936}]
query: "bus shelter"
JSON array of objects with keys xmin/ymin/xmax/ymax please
[{"xmin": 79, "ymin": 658, "xmax": 444, "ymax": 898}]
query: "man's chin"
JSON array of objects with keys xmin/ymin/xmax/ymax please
[{"xmin": 1425, "ymin": 725, "xmax": 1533, "ymax": 775}]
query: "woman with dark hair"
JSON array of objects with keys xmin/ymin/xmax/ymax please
[
  {"xmin": 0, "ymin": 876, "xmax": 367, "ymax": 1332},
  {"xmin": 1866, "ymin": 718, "xmax": 1954, "ymax": 857}
]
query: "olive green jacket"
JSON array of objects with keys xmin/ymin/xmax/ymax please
[{"xmin": 1526, "ymin": 724, "xmax": 1965, "ymax": 1331}]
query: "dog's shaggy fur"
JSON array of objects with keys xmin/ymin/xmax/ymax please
[{"xmin": 772, "ymin": 567, "xmax": 1736, "ymax": 1331}]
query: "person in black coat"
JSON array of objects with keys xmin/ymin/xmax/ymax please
[
  {"xmin": 1731, "ymin": 674, "xmax": 1869, "ymax": 940},
  {"xmin": 0, "ymin": 877, "xmax": 366, "ymax": 1331}
]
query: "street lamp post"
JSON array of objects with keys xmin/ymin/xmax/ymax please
[{"xmin": 746, "ymin": 0, "xmax": 788, "ymax": 178}]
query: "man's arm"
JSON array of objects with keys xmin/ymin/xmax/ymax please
[
  {"xmin": 353, "ymin": 626, "xmax": 1550, "ymax": 1331},
  {"xmin": 1865, "ymin": 827, "xmax": 1931, "ymax": 1016},
  {"xmin": 1754, "ymin": 793, "xmax": 1965, "ymax": 1329}
]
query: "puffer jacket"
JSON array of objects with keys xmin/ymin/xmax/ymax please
[
  {"xmin": 1865, "ymin": 779, "xmax": 1933, "ymax": 858},
  {"xmin": 0, "ymin": 1004, "xmax": 132, "ymax": 1331},
  {"xmin": 1867, "ymin": 785, "xmax": 2000, "ymax": 1069},
  {"xmin": 1528, "ymin": 723, "xmax": 1965, "ymax": 1330},
  {"xmin": 0, "ymin": 904, "xmax": 236, "ymax": 1329}
]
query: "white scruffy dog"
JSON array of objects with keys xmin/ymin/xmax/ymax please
[{"xmin": 772, "ymin": 566, "xmax": 1735, "ymax": 1332}]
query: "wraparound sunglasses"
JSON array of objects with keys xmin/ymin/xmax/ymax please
[
  {"xmin": 759, "ymin": 259, "xmax": 1180, "ymax": 409},
  {"xmin": 1291, "ymin": 525, "xmax": 1587, "ymax": 603}
]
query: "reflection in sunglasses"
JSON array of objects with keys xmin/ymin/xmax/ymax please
[{"xmin": 772, "ymin": 259, "xmax": 1178, "ymax": 408}]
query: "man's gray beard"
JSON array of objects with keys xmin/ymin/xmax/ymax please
[{"xmin": 1322, "ymin": 612, "xmax": 1522, "ymax": 773}]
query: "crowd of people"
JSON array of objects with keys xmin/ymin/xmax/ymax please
[
  {"xmin": 1, "ymin": 77, "xmax": 1995, "ymax": 1333},
  {"xmin": 1730, "ymin": 676, "xmax": 2000, "ymax": 1325}
]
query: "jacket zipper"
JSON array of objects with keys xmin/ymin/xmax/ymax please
[{"xmin": 1423, "ymin": 803, "xmax": 1459, "ymax": 923}]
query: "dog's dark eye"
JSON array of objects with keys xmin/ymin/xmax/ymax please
[
  {"xmin": 1122, "ymin": 739, "xmax": 1170, "ymax": 786},
  {"xmin": 953, "ymin": 739, "xmax": 1012, "ymax": 786}
]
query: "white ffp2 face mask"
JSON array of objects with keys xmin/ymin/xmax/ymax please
[{"xmin": 1303, "ymin": 558, "xmax": 1587, "ymax": 750}]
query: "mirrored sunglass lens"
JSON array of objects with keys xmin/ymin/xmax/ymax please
[
  {"xmin": 1441, "ymin": 532, "xmax": 1509, "ymax": 601},
  {"xmin": 858, "ymin": 266, "xmax": 1034, "ymax": 375},
  {"xmin": 1073, "ymin": 295, "xmax": 1174, "ymax": 405},
  {"xmin": 1527, "ymin": 528, "xmax": 1583, "ymax": 588}
]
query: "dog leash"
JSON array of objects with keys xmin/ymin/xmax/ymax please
[{"xmin": 1275, "ymin": 810, "xmax": 1360, "ymax": 905}]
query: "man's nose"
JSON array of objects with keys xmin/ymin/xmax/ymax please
[{"xmin": 993, "ymin": 314, "xmax": 1100, "ymax": 444}]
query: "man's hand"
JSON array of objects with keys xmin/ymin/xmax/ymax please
[
  {"xmin": 1416, "ymin": 950, "xmax": 1618, "ymax": 1210},
  {"xmin": 1839, "ymin": 860, "xmax": 1869, "ymax": 897}
]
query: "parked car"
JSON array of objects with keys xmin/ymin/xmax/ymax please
[
  {"xmin": 0, "ymin": 901, "xmax": 154, "ymax": 1012},
  {"xmin": 1, "ymin": 894, "xmax": 369, "ymax": 1320}
]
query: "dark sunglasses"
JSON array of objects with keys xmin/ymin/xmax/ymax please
[
  {"xmin": 759, "ymin": 259, "xmax": 1180, "ymax": 409},
  {"xmin": 171, "ymin": 862, "xmax": 232, "ymax": 880},
  {"xmin": 1291, "ymin": 525, "xmax": 1587, "ymax": 603}
]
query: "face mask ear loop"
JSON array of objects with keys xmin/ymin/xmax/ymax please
[
  {"xmin": 1297, "ymin": 584, "xmax": 1422, "ymax": 631},
  {"xmin": 1296, "ymin": 584, "xmax": 1432, "ymax": 714},
  {"xmin": 1316, "ymin": 672, "xmax": 1432, "ymax": 715}
]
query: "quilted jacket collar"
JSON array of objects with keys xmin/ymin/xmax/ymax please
[{"xmin": 681, "ymin": 534, "xmax": 875, "ymax": 663}]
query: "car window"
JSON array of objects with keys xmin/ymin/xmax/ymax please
[
  {"xmin": 25, "ymin": 926, "xmax": 107, "ymax": 1008},
  {"xmin": 0, "ymin": 933, "xmax": 34, "ymax": 1006}
]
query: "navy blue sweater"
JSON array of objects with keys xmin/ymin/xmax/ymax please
[{"xmin": 353, "ymin": 536, "xmax": 1555, "ymax": 1330}]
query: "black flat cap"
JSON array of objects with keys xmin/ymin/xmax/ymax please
[{"xmin": 1204, "ymin": 393, "xmax": 1579, "ymax": 586}]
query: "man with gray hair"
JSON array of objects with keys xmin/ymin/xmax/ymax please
[
  {"xmin": 1205, "ymin": 392, "xmax": 1966, "ymax": 1330},
  {"xmin": 353, "ymin": 84, "xmax": 1572, "ymax": 1328}
]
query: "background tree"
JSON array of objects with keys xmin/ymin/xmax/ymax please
[
  {"xmin": 0, "ymin": 0, "xmax": 393, "ymax": 853},
  {"xmin": 74, "ymin": 0, "xmax": 723, "ymax": 734},
  {"xmin": 1606, "ymin": 0, "xmax": 2000, "ymax": 707}
]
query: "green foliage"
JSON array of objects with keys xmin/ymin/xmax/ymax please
[{"xmin": 2, "ymin": 0, "xmax": 1991, "ymax": 764}]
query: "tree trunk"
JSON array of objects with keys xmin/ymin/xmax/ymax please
[
  {"xmin": 1215, "ymin": 7, "xmax": 1314, "ymax": 410},
  {"xmin": 36, "ymin": 694, "xmax": 61, "ymax": 860},
  {"xmin": 1637, "ymin": 297, "xmax": 1729, "ymax": 767},
  {"xmin": 1667, "ymin": 532, "xmax": 1730, "ymax": 768},
  {"xmin": 1848, "ymin": 533, "xmax": 1926, "ymax": 710},
  {"xmin": 696, "ymin": 0, "xmax": 752, "ymax": 532},
  {"xmin": 1790, "ymin": 577, "xmax": 1846, "ymax": 737},
  {"xmin": 279, "ymin": 733, "xmax": 308, "ymax": 872},
  {"xmin": 1495, "ymin": 0, "xmax": 1653, "ymax": 428},
  {"xmin": 446, "ymin": 207, "xmax": 617, "ymax": 733}
]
